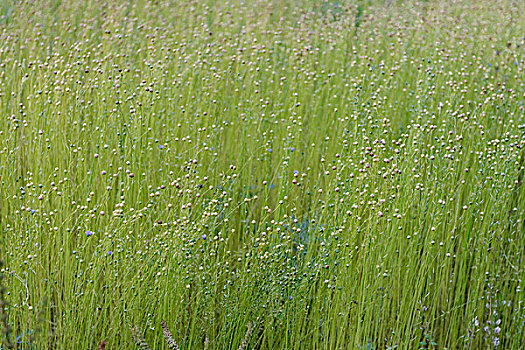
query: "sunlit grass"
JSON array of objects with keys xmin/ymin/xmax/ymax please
[{"xmin": 1, "ymin": 0, "xmax": 524, "ymax": 348}]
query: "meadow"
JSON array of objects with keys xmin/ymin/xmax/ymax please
[{"xmin": 0, "ymin": 0, "xmax": 524, "ymax": 348}]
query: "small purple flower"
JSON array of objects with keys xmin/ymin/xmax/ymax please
[
  {"xmin": 159, "ymin": 145, "xmax": 164, "ymax": 150},
  {"xmin": 289, "ymin": 295, "xmax": 293, "ymax": 300},
  {"xmin": 31, "ymin": 209, "xmax": 36, "ymax": 214},
  {"xmin": 294, "ymin": 170, "xmax": 299, "ymax": 175},
  {"xmin": 202, "ymin": 234, "xmax": 207, "ymax": 240},
  {"xmin": 268, "ymin": 148, "xmax": 272, "ymax": 153},
  {"xmin": 107, "ymin": 251, "xmax": 112, "ymax": 256},
  {"xmin": 290, "ymin": 147, "xmax": 295, "ymax": 152},
  {"xmin": 86, "ymin": 230, "xmax": 94, "ymax": 237}
]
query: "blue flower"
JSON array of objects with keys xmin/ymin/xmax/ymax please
[{"xmin": 86, "ymin": 230, "xmax": 94, "ymax": 237}]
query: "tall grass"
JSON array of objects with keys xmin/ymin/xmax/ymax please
[{"xmin": 1, "ymin": 0, "xmax": 524, "ymax": 348}]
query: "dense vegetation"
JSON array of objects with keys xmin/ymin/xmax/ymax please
[{"xmin": 1, "ymin": 0, "xmax": 524, "ymax": 348}]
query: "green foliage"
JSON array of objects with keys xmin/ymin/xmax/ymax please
[{"xmin": 0, "ymin": 0, "xmax": 524, "ymax": 348}]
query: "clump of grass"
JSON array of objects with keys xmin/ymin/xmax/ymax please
[
  {"xmin": 131, "ymin": 327, "xmax": 151, "ymax": 350},
  {"xmin": 204, "ymin": 336, "xmax": 209, "ymax": 350},
  {"xmin": 1, "ymin": 0, "xmax": 524, "ymax": 348},
  {"xmin": 238, "ymin": 322, "xmax": 253, "ymax": 350},
  {"xmin": 160, "ymin": 320, "xmax": 180, "ymax": 350},
  {"xmin": 0, "ymin": 259, "xmax": 14, "ymax": 349},
  {"xmin": 130, "ymin": 321, "xmax": 184, "ymax": 350}
]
